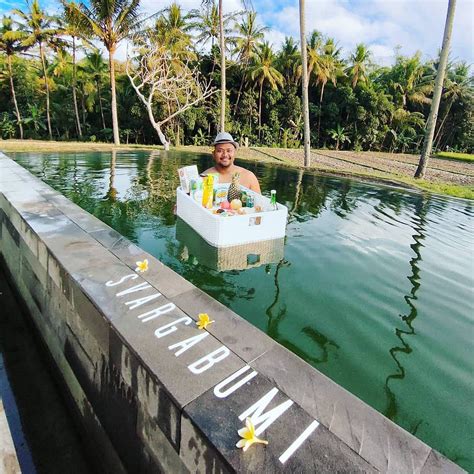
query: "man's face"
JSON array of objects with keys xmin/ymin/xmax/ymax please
[{"xmin": 213, "ymin": 143, "xmax": 236, "ymax": 168}]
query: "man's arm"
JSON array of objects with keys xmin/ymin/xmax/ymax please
[{"xmin": 247, "ymin": 171, "xmax": 261, "ymax": 194}]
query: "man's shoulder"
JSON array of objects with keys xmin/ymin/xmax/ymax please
[
  {"xmin": 235, "ymin": 166, "xmax": 257, "ymax": 177},
  {"xmin": 203, "ymin": 166, "xmax": 217, "ymax": 174}
]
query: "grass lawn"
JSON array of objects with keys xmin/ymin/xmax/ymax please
[{"xmin": 435, "ymin": 151, "xmax": 474, "ymax": 162}]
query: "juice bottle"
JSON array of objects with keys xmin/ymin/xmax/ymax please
[
  {"xmin": 270, "ymin": 189, "xmax": 277, "ymax": 210},
  {"xmin": 202, "ymin": 175, "xmax": 214, "ymax": 209}
]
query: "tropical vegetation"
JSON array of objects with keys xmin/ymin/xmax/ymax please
[{"xmin": 0, "ymin": 0, "xmax": 472, "ymax": 155}]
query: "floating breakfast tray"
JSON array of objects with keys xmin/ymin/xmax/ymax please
[{"xmin": 176, "ymin": 186, "xmax": 288, "ymax": 248}]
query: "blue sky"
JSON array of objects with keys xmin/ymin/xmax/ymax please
[{"xmin": 2, "ymin": 0, "xmax": 473, "ymax": 66}]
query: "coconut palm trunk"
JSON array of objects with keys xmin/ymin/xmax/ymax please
[
  {"xmin": 218, "ymin": 0, "xmax": 225, "ymax": 132},
  {"xmin": 415, "ymin": 0, "xmax": 456, "ymax": 178},
  {"xmin": 299, "ymin": 0, "xmax": 311, "ymax": 166},
  {"xmin": 108, "ymin": 47, "xmax": 120, "ymax": 145},
  {"xmin": 97, "ymin": 79, "xmax": 106, "ymax": 130},
  {"xmin": 39, "ymin": 41, "xmax": 52, "ymax": 139},
  {"xmin": 7, "ymin": 54, "xmax": 23, "ymax": 139},
  {"xmin": 316, "ymin": 82, "xmax": 326, "ymax": 147},
  {"xmin": 234, "ymin": 61, "xmax": 248, "ymax": 111},
  {"xmin": 71, "ymin": 36, "xmax": 82, "ymax": 138},
  {"xmin": 258, "ymin": 79, "xmax": 263, "ymax": 138}
]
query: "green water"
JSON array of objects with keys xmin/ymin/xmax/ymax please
[{"xmin": 11, "ymin": 150, "xmax": 474, "ymax": 471}]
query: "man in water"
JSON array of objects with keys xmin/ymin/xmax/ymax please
[{"xmin": 204, "ymin": 132, "xmax": 261, "ymax": 193}]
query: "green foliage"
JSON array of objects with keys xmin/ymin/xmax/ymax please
[
  {"xmin": 0, "ymin": 0, "xmax": 471, "ymax": 152},
  {"xmin": 0, "ymin": 112, "xmax": 15, "ymax": 138}
]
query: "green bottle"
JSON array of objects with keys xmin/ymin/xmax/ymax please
[{"xmin": 270, "ymin": 189, "xmax": 277, "ymax": 210}]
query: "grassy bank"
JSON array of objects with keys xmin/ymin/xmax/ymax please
[
  {"xmin": 1, "ymin": 139, "xmax": 473, "ymax": 200},
  {"xmin": 435, "ymin": 151, "xmax": 474, "ymax": 163}
]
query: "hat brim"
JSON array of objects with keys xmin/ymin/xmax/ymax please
[{"xmin": 213, "ymin": 140, "xmax": 239, "ymax": 149}]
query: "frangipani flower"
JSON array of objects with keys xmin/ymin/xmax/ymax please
[
  {"xmin": 236, "ymin": 417, "xmax": 268, "ymax": 452},
  {"xmin": 135, "ymin": 259, "xmax": 149, "ymax": 273},
  {"xmin": 197, "ymin": 313, "xmax": 215, "ymax": 330}
]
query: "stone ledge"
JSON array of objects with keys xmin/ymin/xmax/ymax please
[{"xmin": 0, "ymin": 152, "xmax": 464, "ymax": 473}]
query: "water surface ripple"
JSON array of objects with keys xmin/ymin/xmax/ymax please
[{"xmin": 11, "ymin": 150, "xmax": 474, "ymax": 471}]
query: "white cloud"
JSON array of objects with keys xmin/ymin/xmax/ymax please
[{"xmin": 256, "ymin": 0, "xmax": 473, "ymax": 65}]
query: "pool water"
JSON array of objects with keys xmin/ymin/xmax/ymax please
[{"xmin": 11, "ymin": 150, "xmax": 474, "ymax": 471}]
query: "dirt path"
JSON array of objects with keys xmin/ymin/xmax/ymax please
[{"xmin": 247, "ymin": 148, "xmax": 474, "ymax": 186}]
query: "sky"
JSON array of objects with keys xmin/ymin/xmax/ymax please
[{"xmin": 2, "ymin": 0, "xmax": 473, "ymax": 66}]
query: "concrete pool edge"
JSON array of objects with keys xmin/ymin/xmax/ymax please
[{"xmin": 0, "ymin": 152, "xmax": 463, "ymax": 473}]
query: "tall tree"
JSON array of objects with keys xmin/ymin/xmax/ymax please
[
  {"xmin": 233, "ymin": 11, "xmax": 268, "ymax": 110},
  {"xmin": 80, "ymin": 49, "xmax": 108, "ymax": 129},
  {"xmin": 154, "ymin": 2, "xmax": 194, "ymax": 58},
  {"xmin": 0, "ymin": 16, "xmax": 28, "ymax": 139},
  {"xmin": 249, "ymin": 42, "xmax": 284, "ymax": 137},
  {"xmin": 62, "ymin": 1, "xmax": 92, "ymax": 138},
  {"xmin": 415, "ymin": 0, "xmax": 456, "ymax": 178},
  {"xmin": 126, "ymin": 41, "xmax": 216, "ymax": 149},
  {"xmin": 388, "ymin": 53, "xmax": 432, "ymax": 109},
  {"xmin": 277, "ymin": 37, "xmax": 300, "ymax": 87},
  {"xmin": 299, "ymin": 0, "xmax": 311, "ymax": 166},
  {"xmin": 312, "ymin": 37, "xmax": 341, "ymax": 146},
  {"xmin": 191, "ymin": 2, "xmax": 220, "ymax": 49},
  {"xmin": 346, "ymin": 43, "xmax": 371, "ymax": 88},
  {"xmin": 14, "ymin": 0, "xmax": 62, "ymax": 140},
  {"xmin": 218, "ymin": 0, "xmax": 225, "ymax": 132},
  {"xmin": 67, "ymin": 0, "xmax": 143, "ymax": 145}
]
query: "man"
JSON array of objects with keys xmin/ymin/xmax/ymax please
[{"xmin": 204, "ymin": 132, "xmax": 261, "ymax": 193}]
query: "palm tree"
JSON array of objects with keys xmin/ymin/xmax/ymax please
[
  {"xmin": 233, "ymin": 11, "xmax": 268, "ymax": 110},
  {"xmin": 277, "ymin": 37, "xmax": 300, "ymax": 87},
  {"xmin": 153, "ymin": 2, "xmax": 194, "ymax": 58},
  {"xmin": 390, "ymin": 53, "xmax": 433, "ymax": 109},
  {"xmin": 249, "ymin": 42, "xmax": 285, "ymax": 138},
  {"xmin": 0, "ymin": 16, "xmax": 28, "ymax": 139},
  {"xmin": 151, "ymin": 3, "xmax": 196, "ymax": 145},
  {"xmin": 218, "ymin": 0, "xmax": 226, "ymax": 132},
  {"xmin": 310, "ymin": 36, "xmax": 341, "ymax": 145},
  {"xmin": 67, "ymin": 0, "xmax": 143, "ymax": 145},
  {"xmin": 299, "ymin": 0, "xmax": 310, "ymax": 166},
  {"xmin": 434, "ymin": 62, "xmax": 473, "ymax": 148},
  {"xmin": 61, "ymin": 1, "xmax": 92, "ymax": 139},
  {"xmin": 329, "ymin": 124, "xmax": 350, "ymax": 150},
  {"xmin": 416, "ymin": 0, "xmax": 457, "ymax": 178},
  {"xmin": 346, "ymin": 43, "xmax": 371, "ymax": 88},
  {"xmin": 80, "ymin": 49, "xmax": 108, "ymax": 130},
  {"xmin": 191, "ymin": 3, "xmax": 220, "ymax": 49},
  {"xmin": 14, "ymin": 0, "xmax": 62, "ymax": 140}
]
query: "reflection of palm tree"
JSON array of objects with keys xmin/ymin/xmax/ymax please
[
  {"xmin": 105, "ymin": 150, "xmax": 117, "ymax": 201},
  {"xmin": 287, "ymin": 169, "xmax": 303, "ymax": 224},
  {"xmin": 383, "ymin": 194, "xmax": 430, "ymax": 423},
  {"xmin": 265, "ymin": 259, "xmax": 339, "ymax": 365},
  {"xmin": 266, "ymin": 168, "xmax": 339, "ymax": 364},
  {"xmin": 330, "ymin": 179, "xmax": 357, "ymax": 218}
]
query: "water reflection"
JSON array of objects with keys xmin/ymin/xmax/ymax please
[
  {"xmin": 175, "ymin": 218, "xmax": 285, "ymax": 271},
  {"xmin": 383, "ymin": 194, "xmax": 429, "ymax": 426}
]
